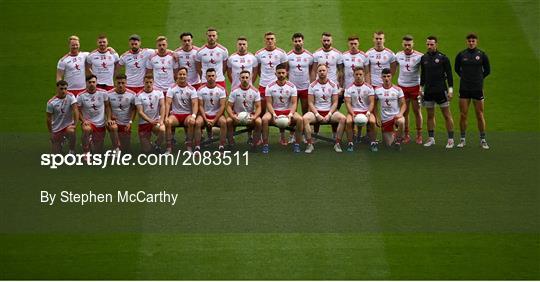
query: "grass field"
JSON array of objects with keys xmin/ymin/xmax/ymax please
[{"xmin": 0, "ymin": 0, "xmax": 539, "ymax": 279}]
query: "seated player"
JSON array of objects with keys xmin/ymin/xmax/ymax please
[
  {"xmin": 195, "ymin": 68, "xmax": 227, "ymax": 151},
  {"xmin": 46, "ymin": 80, "xmax": 79, "ymax": 154},
  {"xmin": 225, "ymin": 70, "xmax": 262, "ymax": 151},
  {"xmin": 302, "ymin": 64, "xmax": 346, "ymax": 153},
  {"xmin": 135, "ymin": 74, "xmax": 165, "ymax": 153},
  {"xmin": 344, "ymin": 67, "xmax": 376, "ymax": 152},
  {"xmin": 105, "ymin": 74, "xmax": 136, "ymax": 152},
  {"xmin": 262, "ymin": 63, "xmax": 304, "ymax": 154},
  {"xmin": 164, "ymin": 67, "xmax": 198, "ymax": 153},
  {"xmin": 77, "ymin": 75, "xmax": 108, "ymax": 154},
  {"xmin": 373, "ymin": 68, "xmax": 406, "ymax": 150}
]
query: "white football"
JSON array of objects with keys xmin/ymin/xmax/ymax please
[
  {"xmin": 275, "ymin": 115, "xmax": 290, "ymax": 129},
  {"xmin": 237, "ymin": 112, "xmax": 251, "ymax": 125},
  {"xmin": 354, "ymin": 113, "xmax": 368, "ymax": 126}
]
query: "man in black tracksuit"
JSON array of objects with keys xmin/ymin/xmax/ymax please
[
  {"xmin": 420, "ymin": 35, "xmax": 455, "ymax": 148},
  {"xmin": 454, "ymin": 33, "xmax": 491, "ymax": 149}
]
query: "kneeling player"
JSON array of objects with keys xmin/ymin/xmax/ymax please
[
  {"xmin": 78, "ymin": 75, "xmax": 108, "ymax": 154},
  {"xmin": 226, "ymin": 70, "xmax": 262, "ymax": 150},
  {"xmin": 105, "ymin": 74, "xmax": 136, "ymax": 152},
  {"xmin": 374, "ymin": 68, "xmax": 406, "ymax": 150},
  {"xmin": 344, "ymin": 67, "xmax": 376, "ymax": 152},
  {"xmin": 195, "ymin": 68, "xmax": 227, "ymax": 151},
  {"xmin": 164, "ymin": 67, "xmax": 198, "ymax": 153},
  {"xmin": 262, "ymin": 63, "xmax": 303, "ymax": 153},
  {"xmin": 135, "ymin": 75, "xmax": 165, "ymax": 153},
  {"xmin": 303, "ymin": 64, "xmax": 346, "ymax": 153},
  {"xmin": 46, "ymin": 80, "xmax": 79, "ymax": 153}
]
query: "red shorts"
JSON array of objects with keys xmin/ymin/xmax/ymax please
[
  {"xmin": 205, "ymin": 114, "xmax": 216, "ymax": 120},
  {"xmin": 258, "ymin": 85, "xmax": 266, "ymax": 98},
  {"xmin": 317, "ymin": 110, "xmax": 330, "ymax": 117},
  {"xmin": 297, "ymin": 89, "xmax": 308, "ymax": 99},
  {"xmin": 274, "ymin": 110, "xmax": 290, "ymax": 116},
  {"xmin": 51, "ymin": 126, "xmax": 72, "ymax": 142},
  {"xmin": 172, "ymin": 113, "xmax": 190, "ymax": 124},
  {"xmin": 400, "ymin": 85, "xmax": 420, "ymax": 99},
  {"xmin": 67, "ymin": 89, "xmax": 85, "ymax": 96},
  {"xmin": 97, "ymin": 85, "xmax": 114, "ymax": 91},
  {"xmin": 216, "ymin": 81, "xmax": 226, "ymax": 89},
  {"xmin": 353, "ymin": 111, "xmax": 368, "ymax": 115},
  {"xmin": 126, "ymin": 86, "xmax": 144, "ymax": 93},
  {"xmin": 138, "ymin": 123, "xmax": 155, "ymax": 137},
  {"xmin": 382, "ymin": 119, "xmax": 397, "ymax": 133},
  {"xmin": 88, "ymin": 123, "xmax": 105, "ymax": 141},
  {"xmin": 117, "ymin": 124, "xmax": 132, "ymax": 135}
]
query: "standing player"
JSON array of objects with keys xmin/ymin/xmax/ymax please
[
  {"xmin": 395, "ymin": 35, "xmax": 423, "ymax": 144},
  {"xmin": 135, "ymin": 75, "xmax": 165, "ymax": 153},
  {"xmin": 420, "ymin": 35, "xmax": 455, "ymax": 148},
  {"xmin": 287, "ymin": 32, "xmax": 314, "ymax": 115},
  {"xmin": 196, "ymin": 28, "xmax": 229, "ymax": 88},
  {"xmin": 86, "ymin": 34, "xmax": 119, "ymax": 91},
  {"xmin": 366, "ymin": 31, "xmax": 397, "ymax": 87},
  {"xmin": 117, "ymin": 34, "xmax": 154, "ymax": 93},
  {"xmin": 46, "ymin": 80, "xmax": 79, "ymax": 153},
  {"xmin": 57, "ymin": 35, "xmax": 88, "ymax": 96},
  {"xmin": 262, "ymin": 64, "xmax": 304, "ymax": 154},
  {"xmin": 454, "ymin": 33, "xmax": 491, "ymax": 149},
  {"xmin": 373, "ymin": 68, "xmax": 406, "ymax": 150},
  {"xmin": 77, "ymin": 75, "xmax": 108, "ymax": 154},
  {"xmin": 303, "ymin": 64, "xmax": 346, "ymax": 153},
  {"xmin": 164, "ymin": 67, "xmax": 198, "ymax": 153},
  {"xmin": 344, "ymin": 67, "xmax": 376, "ymax": 152},
  {"xmin": 227, "ymin": 36, "xmax": 258, "ymax": 89},
  {"xmin": 312, "ymin": 32, "xmax": 344, "ymax": 87},
  {"xmin": 255, "ymin": 32, "xmax": 288, "ymax": 112},
  {"xmin": 105, "ymin": 74, "xmax": 136, "ymax": 152},
  {"xmin": 146, "ymin": 36, "xmax": 178, "ymax": 95},
  {"xmin": 195, "ymin": 68, "xmax": 228, "ymax": 151},
  {"xmin": 226, "ymin": 70, "xmax": 262, "ymax": 150},
  {"xmin": 175, "ymin": 32, "xmax": 201, "ymax": 89}
]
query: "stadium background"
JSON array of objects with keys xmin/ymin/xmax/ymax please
[{"xmin": 0, "ymin": 0, "xmax": 538, "ymax": 279}]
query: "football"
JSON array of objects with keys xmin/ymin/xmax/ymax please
[
  {"xmin": 237, "ymin": 112, "xmax": 251, "ymax": 125},
  {"xmin": 275, "ymin": 115, "xmax": 290, "ymax": 129},
  {"xmin": 354, "ymin": 113, "xmax": 368, "ymax": 126}
]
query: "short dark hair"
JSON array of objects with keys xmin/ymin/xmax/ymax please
[
  {"xmin": 317, "ymin": 63, "xmax": 328, "ymax": 70},
  {"xmin": 237, "ymin": 36, "xmax": 247, "ymax": 41},
  {"xmin": 207, "ymin": 27, "xmax": 217, "ymax": 33},
  {"xmin": 292, "ymin": 32, "xmax": 304, "ymax": 40},
  {"xmin": 206, "ymin": 68, "xmax": 216, "ymax": 74},
  {"xmin": 239, "ymin": 70, "xmax": 251, "ymax": 76},
  {"xmin": 97, "ymin": 34, "xmax": 107, "ymax": 40},
  {"xmin": 322, "ymin": 32, "xmax": 332, "ymax": 37},
  {"xmin": 348, "ymin": 35, "xmax": 359, "ymax": 41},
  {"xmin": 374, "ymin": 30, "xmax": 384, "ymax": 35},
  {"xmin": 466, "ymin": 33, "xmax": 478, "ymax": 40},
  {"xmin": 178, "ymin": 66, "xmax": 188, "ymax": 73},
  {"xmin": 56, "ymin": 80, "xmax": 68, "ymax": 87},
  {"xmin": 276, "ymin": 63, "xmax": 287, "ymax": 71},
  {"xmin": 427, "ymin": 35, "xmax": 438, "ymax": 42},
  {"xmin": 402, "ymin": 35, "xmax": 414, "ymax": 41},
  {"xmin": 144, "ymin": 74, "xmax": 153, "ymax": 80},
  {"xmin": 180, "ymin": 32, "xmax": 193, "ymax": 39},
  {"xmin": 353, "ymin": 66, "xmax": 364, "ymax": 73},
  {"xmin": 115, "ymin": 74, "xmax": 127, "ymax": 80},
  {"xmin": 264, "ymin": 31, "xmax": 275, "ymax": 37},
  {"xmin": 381, "ymin": 68, "xmax": 392, "ymax": 75},
  {"xmin": 86, "ymin": 74, "xmax": 97, "ymax": 81}
]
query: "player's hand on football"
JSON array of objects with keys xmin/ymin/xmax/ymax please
[
  {"xmin": 207, "ymin": 120, "xmax": 214, "ymax": 128},
  {"xmin": 232, "ymin": 114, "xmax": 240, "ymax": 123}
]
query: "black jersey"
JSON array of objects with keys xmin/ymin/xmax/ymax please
[
  {"xmin": 420, "ymin": 51, "xmax": 453, "ymax": 94},
  {"xmin": 455, "ymin": 48, "xmax": 490, "ymax": 91}
]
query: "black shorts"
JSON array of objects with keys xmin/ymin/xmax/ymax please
[
  {"xmin": 424, "ymin": 91, "xmax": 448, "ymax": 104},
  {"xmin": 459, "ymin": 90, "xmax": 484, "ymax": 100}
]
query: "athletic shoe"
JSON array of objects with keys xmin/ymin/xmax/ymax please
[
  {"xmin": 305, "ymin": 143, "xmax": 314, "ymax": 154},
  {"xmin": 194, "ymin": 146, "xmax": 201, "ymax": 152},
  {"xmin": 293, "ymin": 143, "xmax": 301, "ymax": 153},
  {"xmin": 369, "ymin": 142, "xmax": 379, "ymax": 152},
  {"xmin": 334, "ymin": 143, "xmax": 343, "ymax": 153},
  {"xmin": 423, "ymin": 137, "xmax": 435, "ymax": 147},
  {"xmin": 246, "ymin": 136, "xmax": 253, "ymax": 145},
  {"xmin": 457, "ymin": 138, "xmax": 466, "ymax": 148},
  {"xmin": 256, "ymin": 139, "xmax": 263, "ymax": 146},
  {"xmin": 262, "ymin": 144, "xmax": 269, "ymax": 154},
  {"xmin": 279, "ymin": 137, "xmax": 288, "ymax": 146},
  {"xmin": 153, "ymin": 143, "xmax": 163, "ymax": 154},
  {"xmin": 480, "ymin": 139, "xmax": 490, "ymax": 150},
  {"xmin": 445, "ymin": 139, "xmax": 455, "ymax": 149},
  {"xmin": 416, "ymin": 135, "xmax": 423, "ymax": 145},
  {"xmin": 403, "ymin": 134, "xmax": 411, "ymax": 144},
  {"xmin": 303, "ymin": 135, "xmax": 308, "ymax": 144},
  {"xmin": 68, "ymin": 150, "xmax": 76, "ymax": 155},
  {"xmin": 164, "ymin": 149, "xmax": 172, "ymax": 155},
  {"xmin": 288, "ymin": 135, "xmax": 295, "ymax": 144},
  {"xmin": 186, "ymin": 146, "xmax": 193, "ymax": 153},
  {"xmin": 346, "ymin": 142, "xmax": 354, "ymax": 152},
  {"xmin": 392, "ymin": 141, "xmax": 402, "ymax": 151},
  {"xmin": 113, "ymin": 147, "xmax": 121, "ymax": 153}
]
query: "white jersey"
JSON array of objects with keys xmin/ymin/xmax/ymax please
[
  {"xmin": 197, "ymin": 84, "xmax": 227, "ymax": 116},
  {"xmin": 57, "ymin": 52, "xmax": 89, "ymax": 90},
  {"xmin": 265, "ymin": 81, "xmax": 297, "ymax": 111},
  {"xmin": 308, "ymin": 80, "xmax": 339, "ymax": 111},
  {"xmin": 46, "ymin": 94, "xmax": 77, "ymax": 133},
  {"xmin": 166, "ymin": 84, "xmax": 198, "ymax": 114},
  {"xmin": 118, "ymin": 48, "xmax": 154, "ymax": 87},
  {"xmin": 86, "ymin": 50, "xmax": 119, "ymax": 86},
  {"xmin": 366, "ymin": 48, "xmax": 396, "ymax": 87},
  {"xmin": 106, "ymin": 90, "xmax": 136, "ymax": 125},
  {"xmin": 374, "ymin": 85, "xmax": 404, "ymax": 122},
  {"xmin": 227, "ymin": 52, "xmax": 258, "ymax": 89},
  {"xmin": 255, "ymin": 47, "xmax": 288, "ymax": 87},
  {"xmin": 228, "ymin": 86, "xmax": 261, "ymax": 114},
  {"xmin": 146, "ymin": 51, "xmax": 177, "ymax": 91},
  {"xmin": 287, "ymin": 50, "xmax": 314, "ymax": 90},
  {"xmin": 135, "ymin": 90, "xmax": 163, "ymax": 124},
  {"xmin": 395, "ymin": 50, "xmax": 423, "ymax": 87},
  {"xmin": 196, "ymin": 44, "xmax": 228, "ymax": 83},
  {"xmin": 342, "ymin": 50, "xmax": 369, "ymax": 87},
  {"xmin": 344, "ymin": 83, "xmax": 374, "ymax": 112},
  {"xmin": 175, "ymin": 46, "xmax": 201, "ymax": 85},
  {"xmin": 77, "ymin": 90, "xmax": 109, "ymax": 127},
  {"xmin": 313, "ymin": 48, "xmax": 343, "ymax": 85}
]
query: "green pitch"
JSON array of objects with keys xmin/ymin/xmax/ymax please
[{"xmin": 1, "ymin": 0, "xmax": 539, "ymax": 279}]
